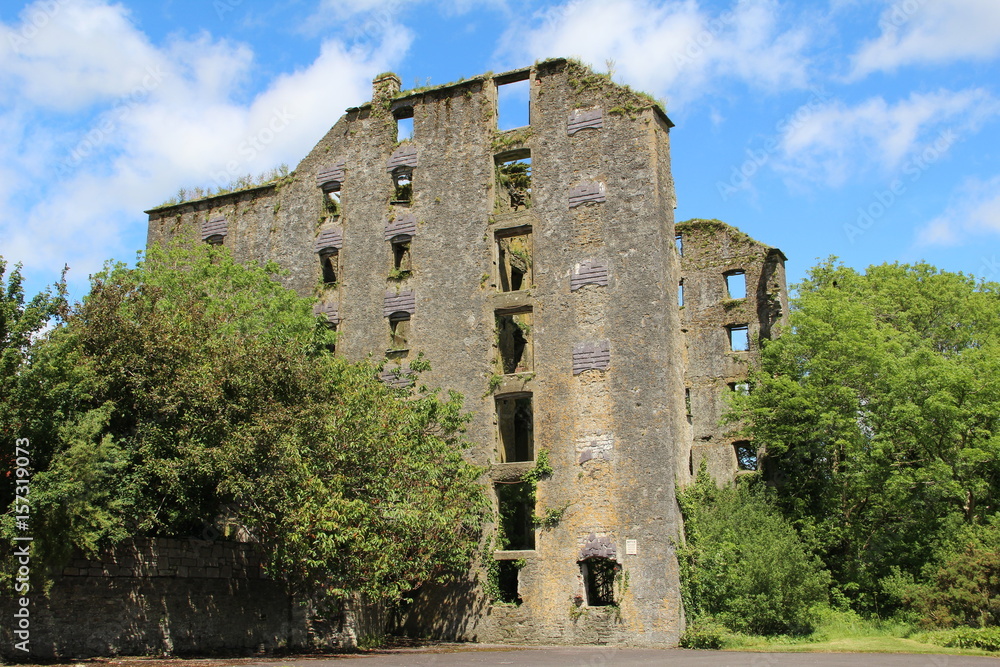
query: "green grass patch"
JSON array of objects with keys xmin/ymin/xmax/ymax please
[{"xmin": 717, "ymin": 610, "xmax": 999, "ymax": 656}]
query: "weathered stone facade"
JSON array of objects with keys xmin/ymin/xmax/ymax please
[
  {"xmin": 676, "ymin": 219, "xmax": 788, "ymax": 483},
  {"xmin": 0, "ymin": 537, "xmax": 382, "ymax": 659},
  {"xmin": 141, "ymin": 58, "xmax": 787, "ymax": 648}
]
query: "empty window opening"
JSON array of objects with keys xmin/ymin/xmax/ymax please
[
  {"xmin": 394, "ymin": 107, "xmax": 414, "ymax": 142},
  {"xmin": 496, "ymin": 394, "xmax": 533, "ymax": 462},
  {"xmin": 581, "ymin": 557, "xmax": 618, "ymax": 606},
  {"xmin": 326, "ymin": 323, "xmax": 337, "ymax": 355},
  {"xmin": 495, "ymin": 560, "xmax": 522, "ymax": 605},
  {"xmin": 496, "ymin": 311, "xmax": 532, "ymax": 374},
  {"xmin": 320, "ymin": 251, "xmax": 339, "ymax": 285},
  {"xmin": 729, "ymin": 381, "xmax": 750, "ymax": 395},
  {"xmin": 684, "ymin": 388, "xmax": 692, "ymax": 419},
  {"xmin": 496, "ymin": 157, "xmax": 531, "ymax": 212},
  {"xmin": 725, "ymin": 270, "xmax": 746, "ymax": 299},
  {"xmin": 390, "ymin": 236, "xmax": 412, "ymax": 277},
  {"xmin": 675, "ymin": 234, "xmax": 683, "ymax": 256},
  {"xmin": 389, "ymin": 314, "xmax": 410, "ymax": 350},
  {"xmin": 678, "ymin": 280, "xmax": 684, "ymax": 307},
  {"xmin": 206, "ymin": 235, "xmax": 224, "ymax": 246},
  {"xmin": 323, "ymin": 184, "xmax": 341, "ymax": 217},
  {"xmin": 689, "ymin": 450, "xmax": 694, "ymax": 477},
  {"xmin": 497, "ymin": 77, "xmax": 530, "ymax": 131},
  {"xmin": 734, "ymin": 441, "xmax": 758, "ymax": 471},
  {"xmin": 728, "ymin": 325, "xmax": 749, "ymax": 352},
  {"xmin": 496, "ymin": 481, "xmax": 535, "ymax": 550},
  {"xmin": 392, "ymin": 168, "xmax": 412, "ymax": 204},
  {"xmin": 496, "ymin": 229, "xmax": 532, "ymax": 292}
]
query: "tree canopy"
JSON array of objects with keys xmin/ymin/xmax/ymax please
[
  {"xmin": 0, "ymin": 240, "xmax": 487, "ymax": 605},
  {"xmin": 732, "ymin": 260, "xmax": 1000, "ymax": 616}
]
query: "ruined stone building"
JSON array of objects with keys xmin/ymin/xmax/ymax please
[{"xmin": 145, "ymin": 58, "xmax": 788, "ymax": 648}]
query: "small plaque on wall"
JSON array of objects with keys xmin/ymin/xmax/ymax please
[{"xmin": 625, "ymin": 539, "xmax": 638, "ymax": 555}]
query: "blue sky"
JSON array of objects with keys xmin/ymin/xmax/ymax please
[{"xmin": 2, "ymin": 0, "xmax": 999, "ymax": 301}]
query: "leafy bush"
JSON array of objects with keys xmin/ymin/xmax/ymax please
[
  {"xmin": 678, "ymin": 619, "xmax": 731, "ymax": 649},
  {"xmin": 678, "ymin": 466, "xmax": 830, "ymax": 635},
  {"xmin": 890, "ymin": 516, "xmax": 1000, "ymax": 629},
  {"xmin": 921, "ymin": 627, "xmax": 1000, "ymax": 652}
]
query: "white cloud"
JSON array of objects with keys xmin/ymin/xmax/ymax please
[
  {"xmin": 0, "ymin": 0, "xmax": 410, "ymax": 293},
  {"xmin": 774, "ymin": 88, "xmax": 1000, "ymax": 187},
  {"xmin": 916, "ymin": 175, "xmax": 1000, "ymax": 247},
  {"xmin": 851, "ymin": 0, "xmax": 1000, "ymax": 79},
  {"xmin": 495, "ymin": 0, "xmax": 812, "ymax": 109}
]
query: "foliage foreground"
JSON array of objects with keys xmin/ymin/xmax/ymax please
[{"xmin": 0, "ymin": 241, "xmax": 487, "ymax": 607}]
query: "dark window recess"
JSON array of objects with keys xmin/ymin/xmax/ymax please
[
  {"xmin": 394, "ymin": 107, "xmax": 413, "ymax": 141},
  {"xmin": 320, "ymin": 251, "xmax": 338, "ymax": 285},
  {"xmin": 496, "ymin": 229, "xmax": 532, "ymax": 292},
  {"xmin": 734, "ymin": 441, "xmax": 758, "ymax": 471},
  {"xmin": 496, "ymin": 311, "xmax": 532, "ymax": 374},
  {"xmin": 496, "ymin": 394, "xmax": 533, "ymax": 462},
  {"xmin": 496, "ymin": 481, "xmax": 535, "ymax": 550},
  {"xmin": 675, "ymin": 234, "xmax": 683, "ymax": 256},
  {"xmin": 389, "ymin": 315, "xmax": 410, "ymax": 350},
  {"xmin": 685, "ymin": 388, "xmax": 692, "ymax": 418},
  {"xmin": 391, "ymin": 238, "xmax": 412, "ymax": 273},
  {"xmin": 725, "ymin": 270, "xmax": 746, "ymax": 299},
  {"xmin": 495, "ymin": 560, "xmax": 522, "ymax": 605},
  {"xmin": 497, "ymin": 76, "xmax": 530, "ymax": 131},
  {"xmin": 728, "ymin": 325, "xmax": 750, "ymax": 352},
  {"xmin": 392, "ymin": 168, "xmax": 412, "ymax": 204},
  {"xmin": 496, "ymin": 156, "xmax": 531, "ymax": 212},
  {"xmin": 581, "ymin": 558, "xmax": 618, "ymax": 606},
  {"xmin": 326, "ymin": 323, "xmax": 337, "ymax": 354}
]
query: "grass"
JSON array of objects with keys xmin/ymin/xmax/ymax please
[{"xmin": 718, "ymin": 610, "xmax": 999, "ymax": 657}]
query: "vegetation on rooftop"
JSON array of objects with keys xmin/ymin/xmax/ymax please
[{"xmin": 153, "ymin": 164, "xmax": 292, "ymax": 209}]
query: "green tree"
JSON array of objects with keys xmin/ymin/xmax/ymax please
[
  {"xmin": 678, "ymin": 467, "xmax": 830, "ymax": 635},
  {"xmin": 733, "ymin": 260, "xmax": 1000, "ymax": 614},
  {"xmin": 1, "ymin": 239, "xmax": 487, "ymax": 605}
]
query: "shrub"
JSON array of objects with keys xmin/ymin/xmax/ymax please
[
  {"xmin": 678, "ymin": 466, "xmax": 830, "ymax": 636},
  {"xmin": 679, "ymin": 619, "xmax": 730, "ymax": 649},
  {"xmin": 922, "ymin": 627, "xmax": 1000, "ymax": 652}
]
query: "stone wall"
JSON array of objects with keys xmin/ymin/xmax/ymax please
[{"xmin": 0, "ymin": 538, "xmax": 376, "ymax": 660}]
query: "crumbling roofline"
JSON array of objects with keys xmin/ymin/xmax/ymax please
[{"xmin": 144, "ymin": 182, "xmax": 277, "ymax": 215}]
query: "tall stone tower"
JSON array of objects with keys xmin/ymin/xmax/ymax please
[{"xmin": 147, "ymin": 58, "xmax": 786, "ymax": 647}]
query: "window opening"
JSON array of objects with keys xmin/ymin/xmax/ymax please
[
  {"xmin": 495, "ymin": 560, "xmax": 522, "ymax": 605},
  {"xmin": 496, "ymin": 228, "xmax": 532, "ymax": 292},
  {"xmin": 496, "ymin": 481, "xmax": 535, "ymax": 550},
  {"xmin": 496, "ymin": 310, "xmax": 532, "ymax": 374},
  {"xmin": 678, "ymin": 279, "xmax": 684, "ymax": 307},
  {"xmin": 675, "ymin": 234, "xmax": 683, "ymax": 256},
  {"xmin": 323, "ymin": 183, "xmax": 341, "ymax": 218},
  {"xmin": 496, "ymin": 394, "xmax": 533, "ymax": 462},
  {"xmin": 320, "ymin": 251, "xmax": 338, "ymax": 285},
  {"xmin": 394, "ymin": 107, "xmax": 413, "ymax": 142},
  {"xmin": 581, "ymin": 557, "xmax": 618, "ymax": 606},
  {"xmin": 728, "ymin": 325, "xmax": 749, "ymax": 352},
  {"xmin": 389, "ymin": 314, "xmax": 410, "ymax": 350},
  {"xmin": 729, "ymin": 381, "xmax": 750, "ymax": 395},
  {"xmin": 725, "ymin": 270, "xmax": 746, "ymax": 299},
  {"xmin": 326, "ymin": 323, "xmax": 337, "ymax": 355},
  {"xmin": 497, "ymin": 76, "xmax": 530, "ymax": 131},
  {"xmin": 392, "ymin": 168, "xmax": 412, "ymax": 204},
  {"xmin": 496, "ymin": 156, "xmax": 531, "ymax": 212},
  {"xmin": 684, "ymin": 388, "xmax": 692, "ymax": 419},
  {"xmin": 390, "ymin": 236, "xmax": 412, "ymax": 277},
  {"xmin": 734, "ymin": 441, "xmax": 758, "ymax": 471}
]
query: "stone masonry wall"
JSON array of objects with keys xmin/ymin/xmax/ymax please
[{"xmin": 0, "ymin": 538, "xmax": 372, "ymax": 660}]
